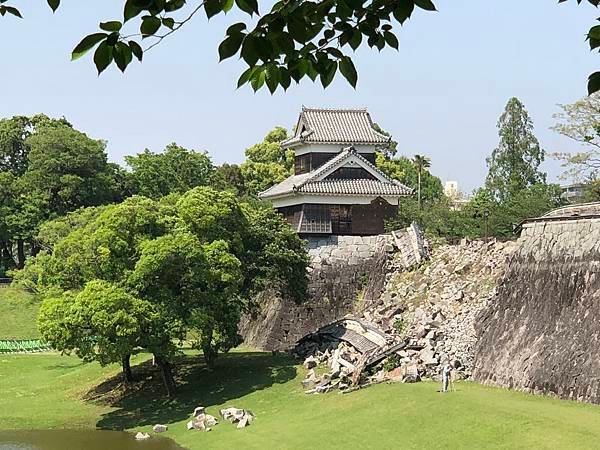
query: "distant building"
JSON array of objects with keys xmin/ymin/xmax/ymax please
[
  {"xmin": 444, "ymin": 181, "xmax": 460, "ymax": 199},
  {"xmin": 561, "ymin": 183, "xmax": 586, "ymax": 203},
  {"xmin": 258, "ymin": 107, "xmax": 413, "ymax": 235}
]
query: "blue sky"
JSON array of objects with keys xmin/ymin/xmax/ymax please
[{"xmin": 0, "ymin": 0, "xmax": 597, "ymax": 193}]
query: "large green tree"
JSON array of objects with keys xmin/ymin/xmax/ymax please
[
  {"xmin": 1, "ymin": 1, "xmax": 598, "ymax": 93},
  {"xmin": 376, "ymin": 153, "xmax": 442, "ymax": 202},
  {"xmin": 26, "ymin": 188, "xmax": 307, "ymax": 396},
  {"xmin": 240, "ymin": 126, "xmax": 293, "ymax": 195},
  {"xmin": 125, "ymin": 143, "xmax": 216, "ymax": 198},
  {"xmin": 485, "ymin": 97, "xmax": 546, "ymax": 202},
  {"xmin": 0, "ymin": 115, "xmax": 125, "ymax": 273}
]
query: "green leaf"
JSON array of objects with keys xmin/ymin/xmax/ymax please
[
  {"xmin": 47, "ymin": 0, "xmax": 60, "ymax": 12},
  {"xmin": 237, "ymin": 66, "xmax": 257, "ymax": 88},
  {"xmin": 71, "ymin": 33, "xmax": 108, "ymax": 61},
  {"xmin": 319, "ymin": 60, "xmax": 337, "ymax": 88},
  {"xmin": 349, "ymin": 30, "xmax": 362, "ymax": 50},
  {"xmin": 227, "ymin": 22, "xmax": 247, "ymax": 36},
  {"xmin": 393, "ymin": 0, "xmax": 414, "ymax": 24},
  {"xmin": 413, "ymin": 0, "xmax": 437, "ymax": 11},
  {"xmin": 588, "ymin": 71, "xmax": 600, "ymax": 95},
  {"xmin": 384, "ymin": 31, "xmax": 399, "ymax": 49},
  {"xmin": 589, "ymin": 25, "xmax": 600, "ymax": 40},
  {"xmin": 204, "ymin": 0, "xmax": 223, "ymax": 19},
  {"xmin": 114, "ymin": 42, "xmax": 133, "ymax": 72},
  {"xmin": 140, "ymin": 16, "xmax": 161, "ymax": 37},
  {"xmin": 265, "ymin": 64, "xmax": 280, "ymax": 94},
  {"xmin": 218, "ymin": 34, "xmax": 244, "ymax": 61},
  {"xmin": 162, "ymin": 17, "xmax": 175, "ymax": 29},
  {"xmin": 241, "ymin": 36, "xmax": 259, "ymax": 66},
  {"xmin": 129, "ymin": 40, "xmax": 143, "ymax": 61},
  {"xmin": 339, "ymin": 57, "xmax": 357, "ymax": 88},
  {"xmin": 279, "ymin": 68, "xmax": 291, "ymax": 90},
  {"xmin": 250, "ymin": 68, "xmax": 266, "ymax": 91},
  {"xmin": 235, "ymin": 0, "xmax": 259, "ymax": 15},
  {"xmin": 124, "ymin": 0, "xmax": 143, "ymax": 21},
  {"xmin": 94, "ymin": 41, "xmax": 114, "ymax": 75},
  {"xmin": 223, "ymin": 0, "xmax": 235, "ymax": 13},
  {"xmin": 99, "ymin": 21, "xmax": 122, "ymax": 32},
  {"xmin": 2, "ymin": 6, "xmax": 22, "ymax": 18}
]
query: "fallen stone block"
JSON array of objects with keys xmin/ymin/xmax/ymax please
[
  {"xmin": 134, "ymin": 432, "xmax": 150, "ymax": 440},
  {"xmin": 152, "ymin": 424, "xmax": 168, "ymax": 433}
]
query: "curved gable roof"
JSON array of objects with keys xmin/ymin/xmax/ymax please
[{"xmin": 282, "ymin": 107, "xmax": 391, "ymax": 148}]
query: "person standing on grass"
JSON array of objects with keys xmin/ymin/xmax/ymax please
[{"xmin": 441, "ymin": 361, "xmax": 452, "ymax": 393}]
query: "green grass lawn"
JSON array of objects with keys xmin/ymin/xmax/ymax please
[
  {"xmin": 3, "ymin": 351, "xmax": 600, "ymax": 449},
  {"xmin": 0, "ymin": 286, "xmax": 40, "ymax": 339}
]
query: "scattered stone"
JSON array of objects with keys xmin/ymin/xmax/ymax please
[
  {"xmin": 192, "ymin": 406, "xmax": 205, "ymax": 417},
  {"xmin": 219, "ymin": 407, "xmax": 256, "ymax": 429},
  {"xmin": 152, "ymin": 424, "xmax": 167, "ymax": 433},
  {"xmin": 134, "ymin": 432, "xmax": 150, "ymax": 440}
]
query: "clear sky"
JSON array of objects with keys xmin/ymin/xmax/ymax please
[{"xmin": 0, "ymin": 0, "xmax": 597, "ymax": 193}]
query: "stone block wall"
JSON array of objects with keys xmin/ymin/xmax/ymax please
[
  {"xmin": 239, "ymin": 234, "xmax": 394, "ymax": 350},
  {"xmin": 472, "ymin": 214, "xmax": 600, "ymax": 402}
]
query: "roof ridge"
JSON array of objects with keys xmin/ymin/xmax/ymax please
[{"xmin": 301, "ymin": 106, "xmax": 368, "ymax": 112}]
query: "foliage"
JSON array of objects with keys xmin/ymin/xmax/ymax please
[
  {"xmin": 125, "ymin": 143, "xmax": 216, "ymax": 199},
  {"xmin": 389, "ymin": 197, "xmax": 477, "ymax": 241},
  {"xmin": 486, "ymin": 98, "xmax": 546, "ymax": 202},
  {"xmin": 382, "ymin": 354, "xmax": 402, "ymax": 372},
  {"xmin": 0, "ymin": 115, "xmax": 124, "ymax": 272},
  {"xmin": 214, "ymin": 163, "xmax": 247, "ymax": 196},
  {"xmin": 376, "ymin": 153, "xmax": 443, "ymax": 202},
  {"xmin": 24, "ymin": 188, "xmax": 307, "ymax": 395},
  {"xmin": 2, "ymin": 1, "xmax": 599, "ymax": 94},
  {"xmin": 551, "ymin": 93, "xmax": 600, "ymax": 182},
  {"xmin": 372, "ymin": 123, "xmax": 397, "ymax": 158},
  {"xmin": 0, "ymin": 286, "xmax": 40, "ymax": 339},
  {"xmin": 392, "ymin": 317, "xmax": 406, "ymax": 334},
  {"xmin": 240, "ymin": 127, "xmax": 293, "ymax": 195}
]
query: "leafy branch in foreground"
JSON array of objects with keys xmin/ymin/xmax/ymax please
[{"xmin": 2, "ymin": 0, "xmax": 600, "ymax": 93}]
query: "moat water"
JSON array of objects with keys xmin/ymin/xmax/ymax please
[{"xmin": 0, "ymin": 430, "xmax": 185, "ymax": 450}]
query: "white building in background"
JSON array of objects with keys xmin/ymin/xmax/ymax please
[{"xmin": 444, "ymin": 181, "xmax": 460, "ymax": 199}]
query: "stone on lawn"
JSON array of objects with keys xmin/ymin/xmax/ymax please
[
  {"xmin": 303, "ymin": 355, "xmax": 318, "ymax": 369},
  {"xmin": 152, "ymin": 424, "xmax": 168, "ymax": 433},
  {"xmin": 134, "ymin": 432, "xmax": 150, "ymax": 440},
  {"xmin": 192, "ymin": 406, "xmax": 206, "ymax": 417}
]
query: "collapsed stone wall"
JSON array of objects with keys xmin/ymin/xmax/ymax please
[
  {"xmin": 239, "ymin": 234, "xmax": 395, "ymax": 351},
  {"xmin": 472, "ymin": 214, "xmax": 600, "ymax": 403}
]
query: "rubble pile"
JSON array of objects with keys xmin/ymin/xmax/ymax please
[
  {"xmin": 359, "ymin": 239, "xmax": 517, "ymax": 380},
  {"xmin": 220, "ymin": 407, "xmax": 256, "ymax": 429},
  {"xmin": 295, "ymin": 239, "xmax": 516, "ymax": 391}
]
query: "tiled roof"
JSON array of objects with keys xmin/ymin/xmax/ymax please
[
  {"xmin": 259, "ymin": 146, "xmax": 413, "ymax": 199},
  {"xmin": 281, "ymin": 107, "xmax": 391, "ymax": 147},
  {"xmin": 298, "ymin": 179, "xmax": 412, "ymax": 196}
]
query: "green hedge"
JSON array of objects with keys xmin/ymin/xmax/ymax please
[{"xmin": 0, "ymin": 339, "xmax": 50, "ymax": 353}]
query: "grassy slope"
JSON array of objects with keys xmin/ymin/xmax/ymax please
[
  {"xmin": 2, "ymin": 352, "xmax": 600, "ymax": 449},
  {"xmin": 0, "ymin": 287, "xmax": 40, "ymax": 339}
]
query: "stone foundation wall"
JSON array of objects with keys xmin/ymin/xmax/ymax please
[
  {"xmin": 472, "ymin": 214, "xmax": 600, "ymax": 402},
  {"xmin": 239, "ymin": 234, "xmax": 395, "ymax": 351}
]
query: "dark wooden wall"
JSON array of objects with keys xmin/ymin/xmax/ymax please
[{"xmin": 351, "ymin": 198, "xmax": 397, "ymax": 235}]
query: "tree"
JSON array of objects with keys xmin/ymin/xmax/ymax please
[
  {"xmin": 485, "ymin": 98, "xmax": 546, "ymax": 202},
  {"xmin": 214, "ymin": 163, "xmax": 247, "ymax": 196},
  {"xmin": 1, "ymin": 2, "xmax": 598, "ymax": 93},
  {"xmin": 125, "ymin": 143, "xmax": 216, "ymax": 199},
  {"xmin": 24, "ymin": 188, "xmax": 308, "ymax": 396},
  {"xmin": 376, "ymin": 153, "xmax": 442, "ymax": 203},
  {"xmin": 551, "ymin": 93, "xmax": 600, "ymax": 181},
  {"xmin": 412, "ymin": 154, "xmax": 431, "ymax": 209},
  {"xmin": 241, "ymin": 127, "xmax": 293, "ymax": 195}
]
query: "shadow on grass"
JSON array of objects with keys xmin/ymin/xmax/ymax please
[{"xmin": 89, "ymin": 352, "xmax": 296, "ymax": 430}]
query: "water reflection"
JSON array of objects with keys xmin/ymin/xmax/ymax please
[{"xmin": 0, "ymin": 430, "xmax": 185, "ymax": 450}]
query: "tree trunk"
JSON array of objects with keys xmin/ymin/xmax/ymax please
[
  {"xmin": 122, "ymin": 354, "xmax": 134, "ymax": 382},
  {"xmin": 16, "ymin": 239, "xmax": 25, "ymax": 269},
  {"xmin": 417, "ymin": 170, "xmax": 422, "ymax": 209},
  {"xmin": 30, "ymin": 241, "xmax": 40, "ymax": 257},
  {"xmin": 154, "ymin": 354, "xmax": 176, "ymax": 397},
  {"xmin": 202, "ymin": 344, "xmax": 217, "ymax": 370}
]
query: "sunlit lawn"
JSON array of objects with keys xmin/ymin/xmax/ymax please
[{"xmin": 3, "ymin": 350, "xmax": 600, "ymax": 449}]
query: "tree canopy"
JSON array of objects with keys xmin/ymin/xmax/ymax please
[
  {"xmin": 25, "ymin": 188, "xmax": 308, "ymax": 396},
  {"xmin": 0, "ymin": 1, "xmax": 598, "ymax": 93},
  {"xmin": 485, "ymin": 97, "xmax": 546, "ymax": 202}
]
